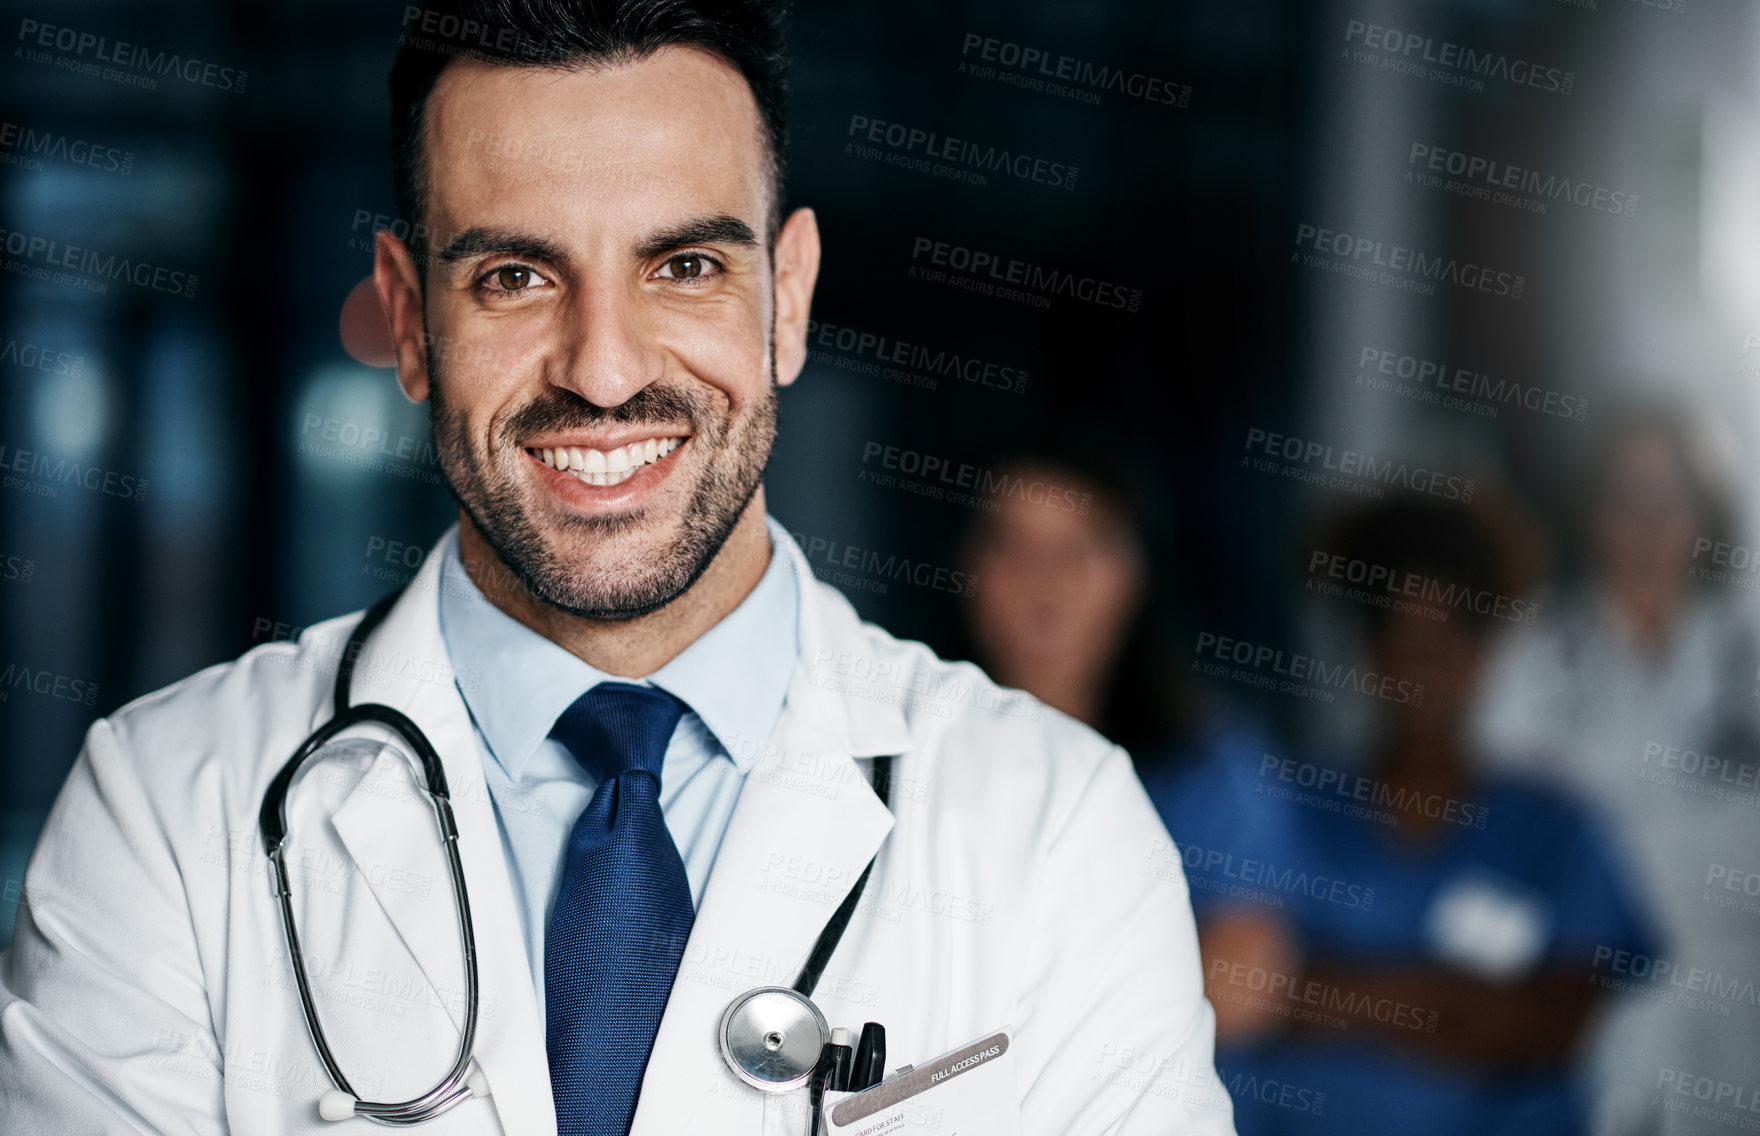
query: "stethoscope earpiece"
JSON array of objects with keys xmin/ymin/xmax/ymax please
[{"xmin": 318, "ymin": 1090, "xmax": 356, "ymax": 1122}]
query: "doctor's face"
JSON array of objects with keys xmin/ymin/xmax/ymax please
[{"xmin": 379, "ymin": 48, "xmax": 819, "ymax": 619}]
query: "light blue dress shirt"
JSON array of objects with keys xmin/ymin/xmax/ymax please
[{"xmin": 435, "ymin": 520, "xmax": 800, "ymax": 1024}]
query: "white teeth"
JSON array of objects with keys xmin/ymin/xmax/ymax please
[{"xmin": 532, "ymin": 436, "xmax": 686, "ymax": 482}]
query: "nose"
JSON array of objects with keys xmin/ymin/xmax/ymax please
[{"xmin": 547, "ymin": 280, "xmax": 664, "ymax": 408}]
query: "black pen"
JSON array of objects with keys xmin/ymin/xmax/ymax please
[{"xmin": 851, "ymin": 1022, "xmax": 886, "ymax": 1092}]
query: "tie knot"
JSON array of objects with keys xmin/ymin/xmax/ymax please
[{"xmin": 550, "ymin": 682, "xmax": 686, "ymax": 783}]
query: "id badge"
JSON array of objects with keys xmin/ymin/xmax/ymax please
[{"xmin": 824, "ymin": 1029, "xmax": 1019, "ymax": 1136}]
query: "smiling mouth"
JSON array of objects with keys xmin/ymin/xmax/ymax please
[{"xmin": 527, "ymin": 436, "xmax": 686, "ymax": 487}]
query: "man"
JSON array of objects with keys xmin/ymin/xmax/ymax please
[{"xmin": 0, "ymin": 2, "xmax": 1229, "ymax": 1133}]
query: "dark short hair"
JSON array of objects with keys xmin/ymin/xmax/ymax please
[
  {"xmin": 1337, "ymin": 495, "xmax": 1507, "ymax": 639},
  {"xmin": 389, "ymin": 0, "xmax": 791, "ymax": 241}
]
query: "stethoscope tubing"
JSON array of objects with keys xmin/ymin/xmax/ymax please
[
  {"xmin": 260, "ymin": 590, "xmax": 481, "ymax": 1125},
  {"xmin": 261, "ymin": 585, "xmax": 894, "ymax": 1126}
]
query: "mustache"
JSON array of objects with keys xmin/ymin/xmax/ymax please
[{"xmin": 500, "ymin": 383, "xmax": 717, "ymax": 444}]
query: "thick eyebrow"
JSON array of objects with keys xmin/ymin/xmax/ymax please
[
  {"xmin": 436, "ymin": 227, "xmax": 570, "ymax": 267},
  {"xmin": 433, "ymin": 216, "xmax": 758, "ymax": 272},
  {"xmin": 633, "ymin": 215, "xmax": 759, "ymax": 260}
]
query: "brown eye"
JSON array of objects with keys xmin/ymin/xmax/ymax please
[
  {"xmin": 494, "ymin": 265, "xmax": 534, "ymax": 291},
  {"xmin": 669, "ymin": 255, "xmax": 704, "ymax": 279}
]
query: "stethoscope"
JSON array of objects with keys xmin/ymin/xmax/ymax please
[{"xmin": 260, "ymin": 587, "xmax": 892, "ymax": 1126}]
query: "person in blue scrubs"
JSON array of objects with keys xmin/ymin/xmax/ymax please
[{"xmin": 1226, "ymin": 495, "xmax": 1656, "ymax": 1136}]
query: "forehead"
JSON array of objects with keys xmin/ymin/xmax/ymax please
[
  {"xmin": 1614, "ymin": 434, "xmax": 1681, "ymax": 478},
  {"xmin": 991, "ymin": 482, "xmax": 1112, "ymax": 542},
  {"xmin": 422, "ymin": 46, "xmax": 769, "ymax": 230}
]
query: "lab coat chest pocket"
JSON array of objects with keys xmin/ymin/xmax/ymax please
[{"xmin": 762, "ymin": 1085, "xmax": 814, "ymax": 1136}]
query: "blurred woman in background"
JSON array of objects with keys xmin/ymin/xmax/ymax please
[
  {"xmin": 956, "ymin": 446, "xmax": 1300, "ymax": 1054},
  {"xmin": 1472, "ymin": 411, "xmax": 1760, "ymax": 1136}
]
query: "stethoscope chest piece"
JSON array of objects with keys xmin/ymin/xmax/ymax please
[{"xmin": 718, "ymin": 986, "xmax": 830, "ymax": 1093}]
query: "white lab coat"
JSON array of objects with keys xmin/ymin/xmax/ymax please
[{"xmin": 0, "ymin": 531, "xmax": 1232, "ymax": 1135}]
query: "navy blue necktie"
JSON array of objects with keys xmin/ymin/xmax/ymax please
[{"xmin": 545, "ymin": 682, "xmax": 692, "ymax": 1136}]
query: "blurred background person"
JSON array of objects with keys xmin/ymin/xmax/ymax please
[
  {"xmin": 1227, "ymin": 495, "xmax": 1655, "ymax": 1136},
  {"xmin": 955, "ymin": 445, "xmax": 1301, "ymax": 1055},
  {"xmin": 1472, "ymin": 410, "xmax": 1760, "ymax": 1136}
]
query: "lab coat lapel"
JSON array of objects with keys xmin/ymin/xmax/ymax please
[
  {"xmin": 631, "ymin": 539, "xmax": 912, "ymax": 1133},
  {"xmin": 326, "ymin": 548, "xmax": 557, "ymax": 1135}
]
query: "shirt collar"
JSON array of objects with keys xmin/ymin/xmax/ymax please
[{"xmin": 436, "ymin": 520, "xmax": 799, "ymax": 782}]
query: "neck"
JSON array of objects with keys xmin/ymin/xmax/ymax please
[
  {"xmin": 1374, "ymin": 730, "xmax": 1468, "ymax": 842},
  {"xmin": 1605, "ymin": 578, "xmax": 1680, "ymax": 653},
  {"xmin": 457, "ymin": 492, "xmax": 774, "ymax": 678},
  {"xmin": 1378, "ymin": 721, "xmax": 1468, "ymax": 799},
  {"xmin": 993, "ymin": 662, "xmax": 1108, "ymax": 729}
]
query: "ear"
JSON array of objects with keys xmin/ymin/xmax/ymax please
[
  {"xmin": 770, "ymin": 206, "xmax": 822, "ymax": 388},
  {"xmin": 374, "ymin": 229, "xmax": 431, "ymax": 403}
]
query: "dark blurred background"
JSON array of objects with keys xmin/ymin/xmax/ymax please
[
  {"xmin": 0, "ymin": 0, "xmax": 1317, "ymax": 876},
  {"xmin": 4, "ymin": 1, "xmax": 1759, "ymax": 1133}
]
